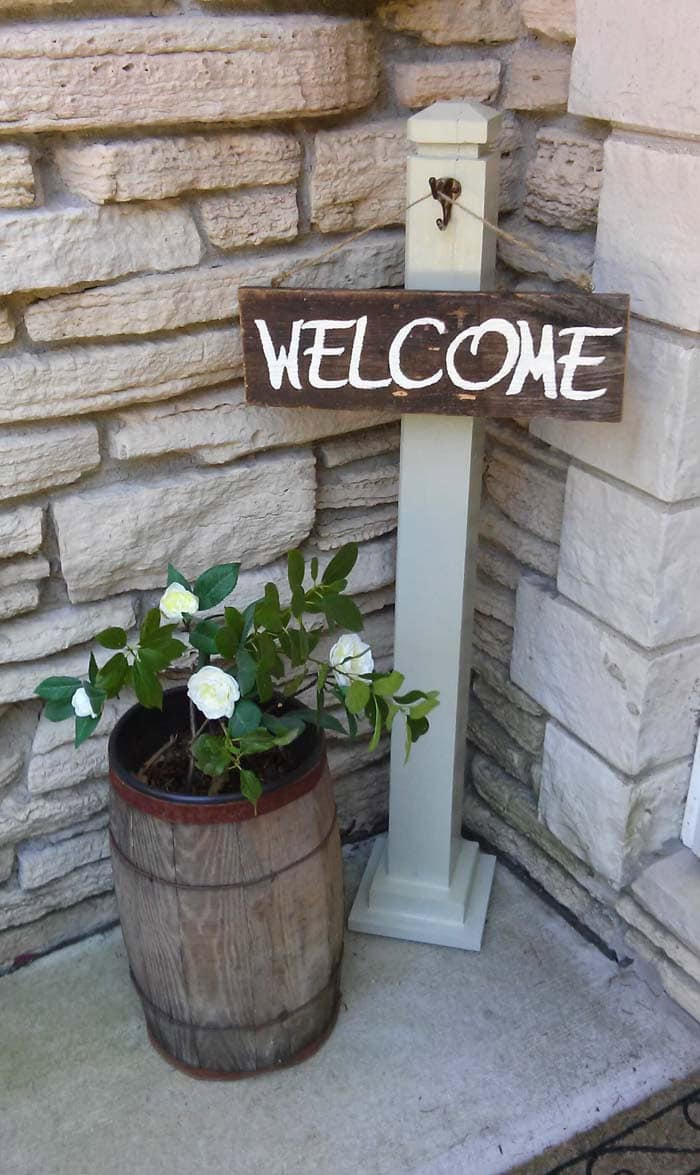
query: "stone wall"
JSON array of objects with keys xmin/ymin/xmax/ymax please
[{"xmin": 4, "ymin": 0, "xmax": 694, "ymax": 1015}]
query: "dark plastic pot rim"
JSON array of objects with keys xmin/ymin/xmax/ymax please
[{"xmin": 108, "ymin": 686, "xmax": 324, "ymax": 807}]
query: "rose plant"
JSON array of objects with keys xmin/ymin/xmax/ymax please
[{"xmin": 35, "ymin": 543, "xmax": 438, "ymax": 808}]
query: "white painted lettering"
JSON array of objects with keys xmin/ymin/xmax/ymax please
[
  {"xmin": 302, "ymin": 319, "xmax": 356, "ymax": 389},
  {"xmin": 446, "ymin": 318, "xmax": 520, "ymax": 391},
  {"xmin": 388, "ymin": 317, "xmax": 446, "ymax": 389},
  {"xmin": 348, "ymin": 316, "xmax": 392, "ymax": 390},
  {"xmin": 557, "ymin": 326, "xmax": 623, "ymax": 400},
  {"xmin": 254, "ymin": 318, "xmax": 304, "ymax": 390},
  {"xmin": 506, "ymin": 322, "xmax": 557, "ymax": 398}
]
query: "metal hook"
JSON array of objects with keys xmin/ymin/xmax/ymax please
[{"xmin": 428, "ymin": 177, "xmax": 462, "ymax": 231}]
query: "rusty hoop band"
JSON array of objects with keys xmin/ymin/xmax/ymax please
[
  {"xmin": 130, "ymin": 954, "xmax": 343, "ymax": 1035},
  {"xmin": 109, "ymin": 810, "xmax": 338, "ymax": 891},
  {"xmin": 109, "ymin": 751, "xmax": 326, "ymax": 825}
]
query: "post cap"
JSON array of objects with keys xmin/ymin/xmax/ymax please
[{"xmin": 407, "ymin": 100, "xmax": 503, "ymax": 147}]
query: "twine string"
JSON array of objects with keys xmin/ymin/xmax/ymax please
[{"xmin": 270, "ymin": 188, "xmax": 593, "ymax": 293}]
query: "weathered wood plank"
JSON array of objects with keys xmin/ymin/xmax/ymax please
[{"xmin": 240, "ymin": 287, "xmax": 629, "ymax": 420}]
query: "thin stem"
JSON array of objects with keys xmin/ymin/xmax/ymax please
[{"xmin": 187, "ymin": 699, "xmax": 196, "ymax": 785}]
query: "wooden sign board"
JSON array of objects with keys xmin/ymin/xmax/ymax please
[{"xmin": 240, "ymin": 287, "xmax": 629, "ymax": 421}]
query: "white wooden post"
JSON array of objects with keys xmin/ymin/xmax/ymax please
[
  {"xmin": 682, "ymin": 730, "xmax": 700, "ymax": 858},
  {"xmin": 349, "ymin": 101, "xmax": 500, "ymax": 949}
]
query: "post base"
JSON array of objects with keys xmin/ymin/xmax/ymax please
[{"xmin": 348, "ymin": 835, "xmax": 496, "ymax": 951}]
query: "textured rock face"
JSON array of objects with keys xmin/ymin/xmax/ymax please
[
  {"xmin": 312, "ymin": 121, "xmax": 406, "ymax": 233},
  {"xmin": 54, "ymin": 132, "xmax": 301, "ymax": 204},
  {"xmin": 484, "ymin": 445, "xmax": 566, "ymax": 544},
  {"xmin": 0, "ymin": 202, "xmax": 202, "ymax": 296},
  {"xmin": 377, "ymin": 0, "xmax": 519, "ymax": 43},
  {"xmin": 0, "ymin": 18, "xmax": 380, "ymax": 133},
  {"xmin": 520, "ymin": 0, "xmax": 575, "ymax": 41},
  {"xmin": 0, "ymin": 858, "xmax": 113, "ymax": 931},
  {"xmin": 317, "ymin": 453, "xmax": 400, "ymax": 510},
  {"xmin": 394, "ymin": 61, "xmax": 500, "ymax": 107},
  {"xmin": 503, "ymin": 45, "xmax": 571, "ymax": 111},
  {"xmin": 525, "ymin": 126, "xmax": 604, "ymax": 230},
  {"xmin": 0, "ymin": 892, "xmax": 117, "ymax": 973},
  {"xmin": 631, "ymin": 848, "xmax": 700, "ymax": 957},
  {"xmin": 0, "ymin": 144, "xmax": 35, "ymax": 207},
  {"xmin": 0, "ymin": 506, "xmax": 43, "ymax": 559},
  {"xmin": 0, "ymin": 424, "xmax": 99, "ymax": 503},
  {"xmin": 198, "ymin": 185, "xmax": 298, "ymax": 249},
  {"xmin": 0, "ymin": 781, "xmax": 109, "ymax": 848},
  {"xmin": 0, "ymin": 597, "xmax": 135, "ymax": 664},
  {"xmin": 53, "ymin": 451, "xmax": 316, "ymax": 601},
  {"xmin": 18, "ymin": 826, "xmax": 109, "ymax": 890},
  {"xmin": 497, "ymin": 214, "xmax": 594, "ymax": 283}
]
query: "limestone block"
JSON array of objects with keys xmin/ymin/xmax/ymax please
[
  {"xmin": 0, "ymin": 585, "xmax": 40, "ymax": 621},
  {"xmin": 0, "ymin": 506, "xmax": 42, "ymax": 559},
  {"xmin": 314, "ymin": 505, "xmax": 398, "ymax": 551},
  {"xmin": 25, "ymin": 230, "xmax": 405, "ymax": 344},
  {"xmin": 558, "ymin": 466, "xmax": 700, "ymax": 647},
  {"xmin": 18, "ymin": 826, "xmax": 109, "ymax": 890},
  {"xmin": 0, "ymin": 846, "xmax": 12, "ymax": 883},
  {"xmin": 0, "ymin": 891, "xmax": 117, "ymax": 973},
  {"xmin": 468, "ymin": 696, "xmax": 532, "ymax": 785},
  {"xmin": 525, "ymin": 125, "xmax": 604, "ymax": 231},
  {"xmin": 472, "ymin": 646, "xmax": 543, "ymax": 717},
  {"xmin": 0, "ymin": 597, "xmax": 135, "ymax": 664},
  {"xmin": 532, "ymin": 321, "xmax": 700, "ymax": 504},
  {"xmin": 631, "ymin": 847, "xmax": 700, "ymax": 958},
  {"xmin": 328, "ymin": 735, "xmax": 389, "ymax": 782},
  {"xmin": 335, "ymin": 760, "xmax": 389, "ymax": 841},
  {"xmin": 520, "ymin": 0, "xmax": 575, "ymax": 41},
  {"xmin": 394, "ymin": 60, "xmax": 501, "ymax": 107},
  {"xmin": 0, "ymin": 144, "xmax": 34, "ymax": 208},
  {"xmin": 106, "ymin": 385, "xmax": 397, "ymax": 464},
  {"xmin": 473, "ymin": 612, "xmax": 513, "ymax": 665},
  {"xmin": 0, "ymin": 18, "xmax": 379, "ymax": 134},
  {"xmin": 0, "ymin": 645, "xmax": 98, "ymax": 705},
  {"xmin": 0, "ymin": 423, "xmax": 99, "ymax": 504},
  {"xmin": 484, "ymin": 445, "xmax": 566, "ymax": 543},
  {"xmin": 377, "ymin": 0, "xmax": 519, "ymax": 43},
  {"xmin": 570, "ymin": 0, "xmax": 700, "ymax": 138},
  {"xmin": 0, "ymin": 202, "xmax": 201, "ymax": 297},
  {"xmin": 486, "ymin": 419, "xmax": 569, "ymax": 474},
  {"xmin": 0, "ymin": 780, "xmax": 108, "ymax": 847},
  {"xmin": 511, "ymin": 574, "xmax": 700, "ymax": 774},
  {"xmin": 473, "ymin": 674, "xmax": 545, "ymax": 754},
  {"xmin": 497, "ymin": 212, "xmax": 594, "ymax": 283},
  {"xmin": 317, "ymin": 453, "xmax": 399, "ymax": 510},
  {"xmin": 502, "ymin": 44, "xmax": 571, "ymax": 112},
  {"xmin": 497, "ymin": 113, "xmax": 524, "ymax": 213},
  {"xmin": 32, "ymin": 696, "xmax": 131, "ymax": 757},
  {"xmin": 311, "ymin": 121, "xmax": 406, "ymax": 234},
  {"xmin": 0, "ymin": 858, "xmax": 112, "ymax": 931},
  {"xmin": 27, "ymin": 738, "xmax": 109, "ymax": 797},
  {"xmin": 479, "ymin": 499, "xmax": 559, "ymax": 577},
  {"xmin": 199, "ymin": 186, "xmax": 298, "ymax": 250},
  {"xmin": 318, "ymin": 424, "xmax": 400, "ymax": 468},
  {"xmin": 54, "ymin": 451, "xmax": 315, "ymax": 602},
  {"xmin": 0, "ymin": 556, "xmax": 50, "ymax": 589},
  {"xmin": 0, "ymin": 328, "xmax": 241, "ymax": 424},
  {"xmin": 54, "ymin": 132, "xmax": 300, "ymax": 204},
  {"xmin": 475, "ymin": 572, "xmax": 515, "ymax": 628},
  {"xmin": 0, "ymin": 707, "xmax": 31, "ymax": 795},
  {"xmin": 0, "ymin": 305, "xmax": 14, "ymax": 345},
  {"xmin": 631, "ymin": 936, "xmax": 700, "ymax": 1024},
  {"xmin": 477, "ymin": 541, "xmax": 523, "ymax": 591},
  {"xmin": 540, "ymin": 721, "xmax": 690, "ymax": 887},
  {"xmin": 617, "ymin": 896, "xmax": 700, "ymax": 987},
  {"xmin": 594, "ymin": 136, "xmax": 700, "ymax": 332}
]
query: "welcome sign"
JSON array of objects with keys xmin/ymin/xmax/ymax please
[{"xmin": 240, "ymin": 288, "xmax": 629, "ymax": 420}]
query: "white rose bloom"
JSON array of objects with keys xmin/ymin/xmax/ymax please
[
  {"xmin": 187, "ymin": 666, "xmax": 240, "ymax": 720},
  {"xmin": 71, "ymin": 686, "xmax": 97, "ymax": 719},
  {"xmin": 159, "ymin": 582, "xmax": 199, "ymax": 621},
  {"xmin": 329, "ymin": 633, "xmax": 374, "ymax": 688}
]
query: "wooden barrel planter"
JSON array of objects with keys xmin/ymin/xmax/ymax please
[{"xmin": 108, "ymin": 687, "xmax": 344, "ymax": 1080}]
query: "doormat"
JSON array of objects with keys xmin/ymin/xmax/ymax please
[{"xmin": 508, "ymin": 1074, "xmax": 700, "ymax": 1173}]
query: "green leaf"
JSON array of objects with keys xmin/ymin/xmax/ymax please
[
  {"xmin": 409, "ymin": 697, "xmax": 440, "ymax": 721},
  {"xmin": 96, "ymin": 626, "xmax": 127, "ymax": 650},
  {"xmin": 192, "ymin": 734, "xmax": 232, "ymax": 777},
  {"xmin": 290, "ymin": 587, "xmax": 306, "ymax": 619},
  {"xmin": 42, "ymin": 699, "xmax": 75, "ymax": 723},
  {"xmin": 310, "ymin": 556, "xmax": 319, "ymax": 582},
  {"xmin": 238, "ymin": 730, "xmax": 276, "ymax": 756},
  {"xmin": 317, "ymin": 663, "xmax": 329, "ymax": 693},
  {"xmin": 322, "ymin": 543, "xmax": 358, "ymax": 586},
  {"xmin": 241, "ymin": 601, "xmax": 257, "ymax": 644},
  {"xmin": 194, "ymin": 563, "xmax": 239, "ymax": 610},
  {"xmin": 407, "ymin": 715, "xmax": 430, "ymax": 742},
  {"xmin": 132, "ymin": 659, "xmax": 163, "ymax": 710},
  {"xmin": 75, "ymin": 714, "xmax": 100, "ymax": 748},
  {"xmin": 282, "ymin": 670, "xmax": 307, "ymax": 697},
  {"xmin": 235, "ymin": 648, "xmax": 257, "ymax": 695},
  {"xmin": 372, "ymin": 670, "xmax": 405, "ymax": 698},
  {"xmin": 228, "ymin": 699, "xmax": 262, "ymax": 739},
  {"xmin": 167, "ymin": 564, "xmax": 191, "ymax": 589},
  {"xmin": 215, "ymin": 627, "xmax": 239, "ymax": 661},
  {"xmin": 345, "ymin": 679, "xmax": 371, "ymax": 715},
  {"xmin": 293, "ymin": 706, "xmax": 347, "ymax": 735},
  {"xmin": 256, "ymin": 663, "xmax": 274, "ymax": 705},
  {"xmin": 239, "ymin": 768, "xmax": 263, "ymax": 810},
  {"xmin": 189, "ymin": 619, "xmax": 220, "ymax": 657},
  {"xmin": 96, "ymin": 653, "xmax": 129, "ymax": 697},
  {"xmin": 394, "ymin": 690, "xmax": 425, "ymax": 705},
  {"xmin": 139, "ymin": 608, "xmax": 162, "ymax": 646},
  {"xmin": 368, "ymin": 697, "xmax": 383, "ymax": 752},
  {"xmin": 138, "ymin": 638, "xmax": 186, "ymax": 674},
  {"xmin": 254, "ymin": 600, "xmax": 285, "ymax": 633},
  {"xmin": 35, "ymin": 676, "xmax": 82, "ymax": 703},
  {"xmin": 262, "ymin": 712, "xmax": 304, "ymax": 738},
  {"xmin": 287, "ymin": 549, "xmax": 305, "ymax": 591},
  {"xmin": 323, "ymin": 594, "xmax": 364, "ymax": 632},
  {"xmin": 88, "ymin": 652, "xmax": 98, "ymax": 685}
]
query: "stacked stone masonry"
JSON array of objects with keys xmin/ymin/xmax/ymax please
[{"xmin": 0, "ymin": 0, "xmax": 697, "ymax": 1028}]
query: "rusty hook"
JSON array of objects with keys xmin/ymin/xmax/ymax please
[{"xmin": 428, "ymin": 177, "xmax": 462, "ymax": 231}]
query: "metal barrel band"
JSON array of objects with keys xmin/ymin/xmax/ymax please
[
  {"xmin": 108, "ymin": 810, "xmax": 338, "ymax": 891},
  {"xmin": 129, "ymin": 954, "xmax": 343, "ymax": 1035}
]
